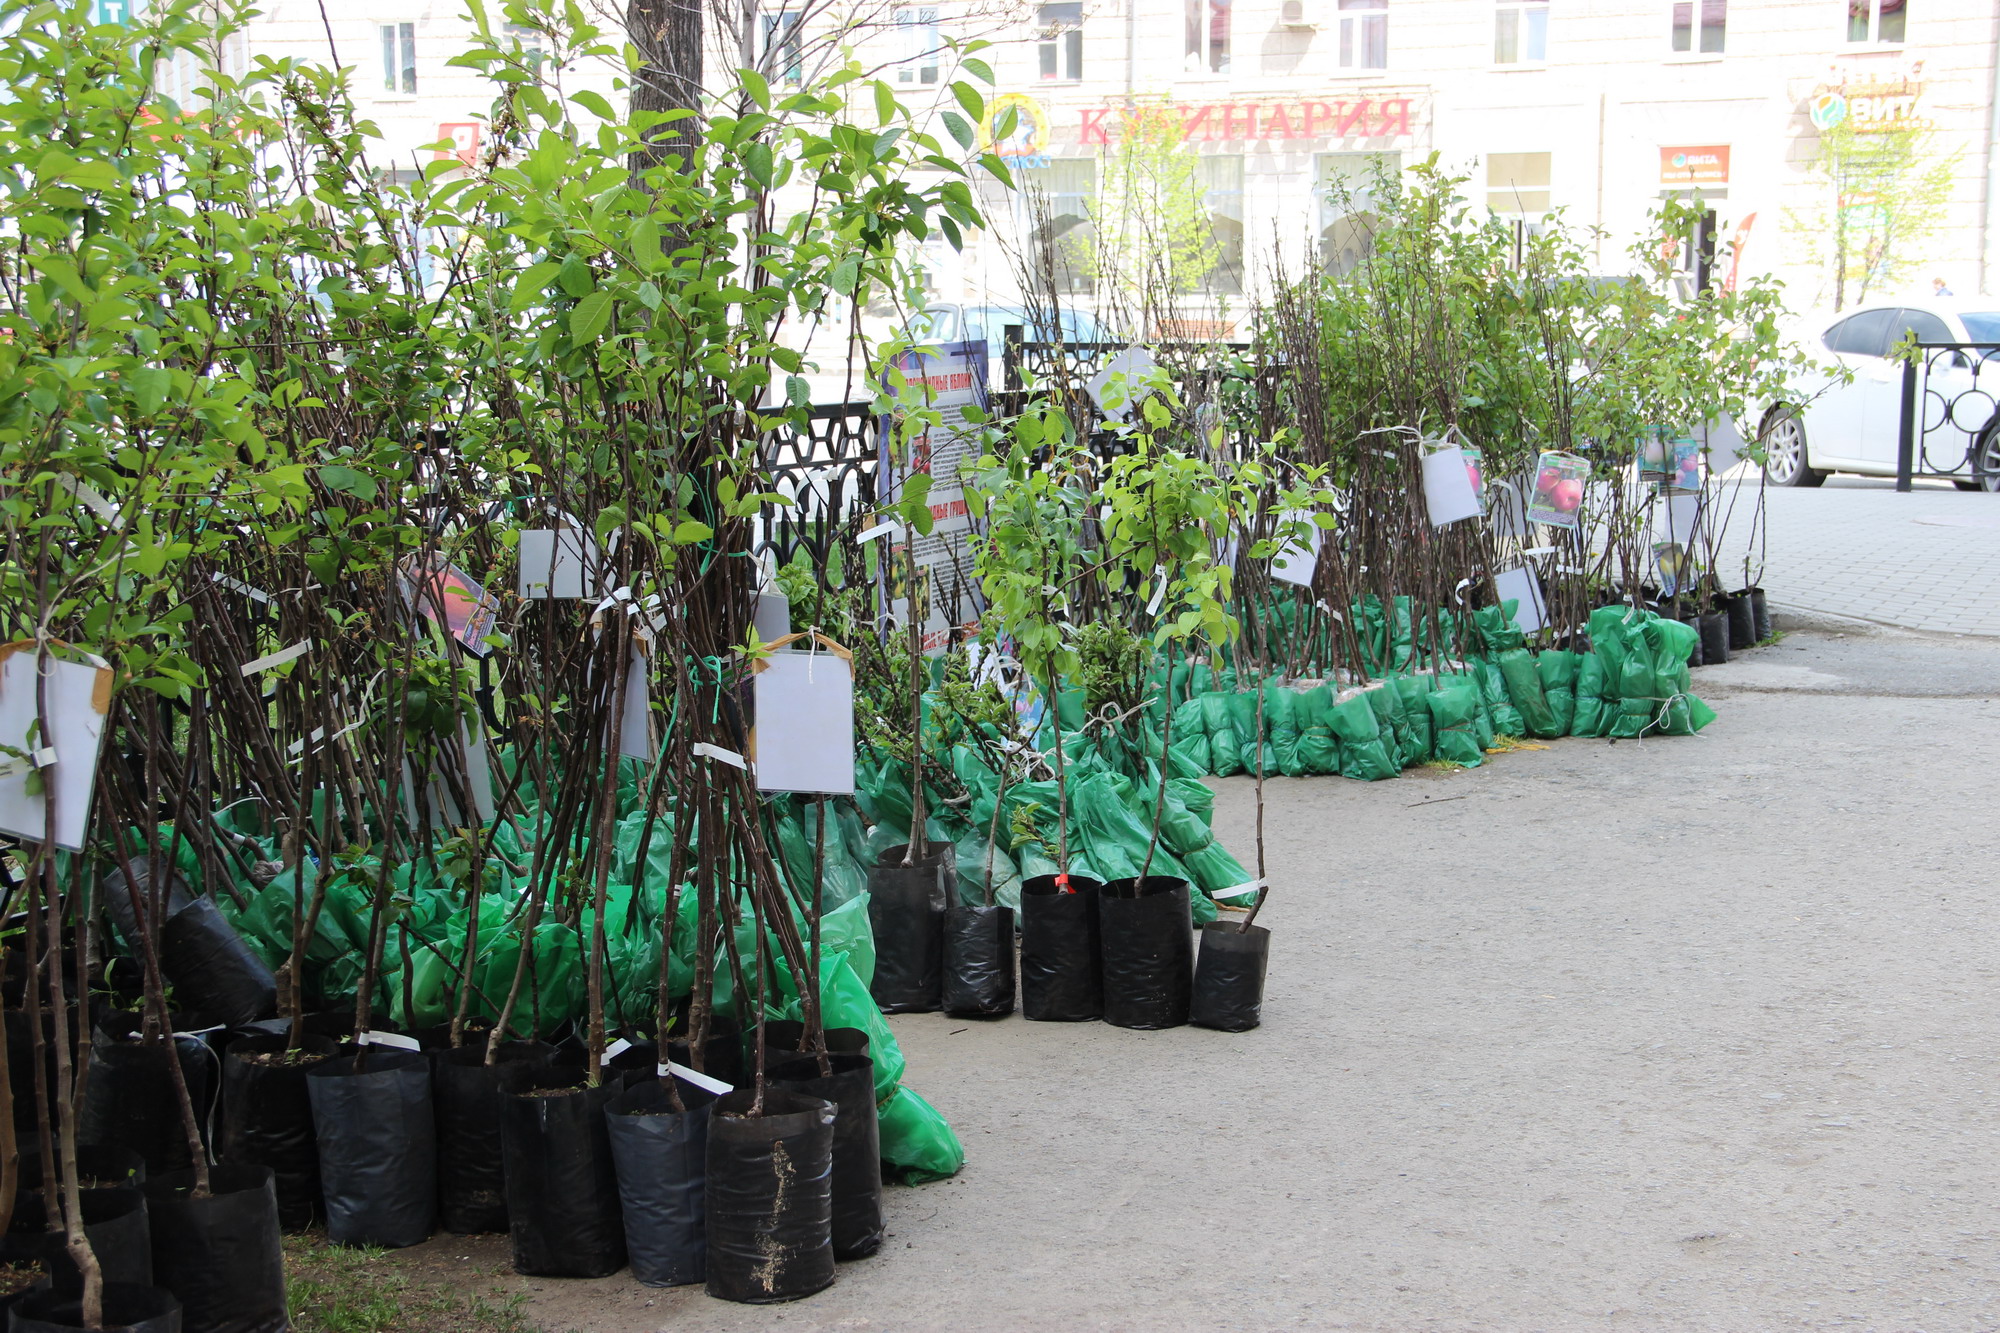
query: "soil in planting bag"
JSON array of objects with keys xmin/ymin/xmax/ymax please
[
  {"xmin": 1724, "ymin": 593, "xmax": 1756, "ymax": 650},
  {"xmin": 941, "ymin": 904, "xmax": 1015, "ymax": 1018},
  {"xmin": 305, "ymin": 1048, "xmax": 436, "ymax": 1248},
  {"xmin": 12, "ymin": 1188, "xmax": 151, "ymax": 1293},
  {"xmin": 1019, "ymin": 874, "xmax": 1102, "ymax": 1022},
  {"xmin": 1099, "ymin": 877, "xmax": 1194, "ymax": 1031},
  {"xmin": 703, "ymin": 1088, "xmax": 836, "ymax": 1304},
  {"xmin": 876, "ymin": 1086, "xmax": 963, "ymax": 1184},
  {"xmin": 1198, "ymin": 693, "xmax": 1242, "ymax": 777},
  {"xmin": 1425, "ymin": 684, "xmax": 1485, "ymax": 768},
  {"xmin": 1391, "ymin": 675, "xmax": 1436, "ymax": 760},
  {"xmin": 604, "ymin": 1076, "xmax": 718, "ymax": 1288},
  {"xmin": 498, "ymin": 1072, "xmax": 626, "ymax": 1278},
  {"xmin": 156, "ymin": 897, "xmax": 278, "ymax": 1030},
  {"xmin": 11, "ymin": 1283, "xmax": 180, "ymax": 1333},
  {"xmin": 17, "ymin": 1144, "xmax": 147, "ymax": 1198},
  {"xmin": 1292, "ymin": 684, "xmax": 1340, "ymax": 775},
  {"xmin": 1191, "ymin": 922, "xmax": 1271, "ymax": 1033},
  {"xmin": 1167, "ymin": 697, "xmax": 1210, "ymax": 776},
  {"xmin": 80, "ymin": 1032, "xmax": 216, "ymax": 1175},
  {"xmin": 144, "ymin": 1164, "xmax": 284, "ymax": 1333},
  {"xmin": 1261, "ymin": 685, "xmax": 1306, "ymax": 777},
  {"xmin": 1497, "ymin": 648, "xmax": 1560, "ymax": 738},
  {"xmin": 1326, "ymin": 691, "xmax": 1399, "ymax": 782},
  {"xmin": 768, "ymin": 1052, "xmax": 883, "ymax": 1261},
  {"xmin": 433, "ymin": 1041, "xmax": 554, "ymax": 1235},
  {"xmin": 866, "ymin": 844, "xmax": 948, "ymax": 1014},
  {"xmin": 218, "ymin": 1033, "xmax": 338, "ymax": 1231},
  {"xmin": 1536, "ymin": 649, "xmax": 1581, "ymax": 737}
]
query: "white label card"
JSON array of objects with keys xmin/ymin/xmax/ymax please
[{"xmin": 753, "ymin": 650, "xmax": 856, "ymax": 795}]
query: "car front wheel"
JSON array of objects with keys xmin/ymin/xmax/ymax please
[
  {"xmin": 1972, "ymin": 425, "xmax": 2000, "ymax": 493},
  {"xmin": 1762, "ymin": 408, "xmax": 1825, "ymax": 488}
]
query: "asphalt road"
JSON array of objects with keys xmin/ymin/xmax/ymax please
[{"xmin": 387, "ymin": 622, "xmax": 2000, "ymax": 1332}]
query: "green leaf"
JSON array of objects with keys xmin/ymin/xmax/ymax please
[
  {"xmin": 673, "ymin": 519, "xmax": 714, "ymax": 545},
  {"xmin": 741, "ymin": 70, "xmax": 771, "ymax": 110},
  {"xmin": 570, "ymin": 89, "xmax": 616, "ymax": 120},
  {"xmin": 630, "ymin": 218, "xmax": 664, "ymax": 272},
  {"xmin": 569, "ymin": 290, "xmax": 615, "ymax": 342},
  {"xmin": 941, "ymin": 111, "xmax": 973, "ymax": 151},
  {"xmin": 962, "ymin": 57, "xmax": 994, "ymax": 84},
  {"xmin": 510, "ymin": 260, "xmax": 563, "ymax": 313},
  {"xmin": 744, "ymin": 142, "xmax": 774, "ymax": 189},
  {"xmin": 786, "ymin": 375, "xmax": 811, "ymax": 408},
  {"xmin": 951, "ymin": 82, "xmax": 984, "ymax": 121},
  {"xmin": 318, "ymin": 465, "xmax": 379, "ymax": 503},
  {"xmin": 873, "ymin": 80, "xmax": 896, "ymax": 126},
  {"xmin": 557, "ymin": 253, "xmax": 595, "ymax": 299}
]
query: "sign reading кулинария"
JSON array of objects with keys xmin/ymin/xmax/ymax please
[{"xmin": 1077, "ymin": 97, "xmax": 1421, "ymax": 144}]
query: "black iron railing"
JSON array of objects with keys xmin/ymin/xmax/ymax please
[{"xmin": 1895, "ymin": 343, "xmax": 2000, "ymax": 490}]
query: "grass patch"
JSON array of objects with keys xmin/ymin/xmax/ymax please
[{"xmin": 285, "ymin": 1233, "xmax": 533, "ymax": 1333}]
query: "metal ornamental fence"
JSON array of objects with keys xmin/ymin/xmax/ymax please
[{"xmin": 1895, "ymin": 342, "xmax": 2000, "ymax": 491}]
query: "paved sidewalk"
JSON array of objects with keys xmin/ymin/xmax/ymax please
[{"xmin": 1711, "ymin": 475, "xmax": 2000, "ymax": 636}]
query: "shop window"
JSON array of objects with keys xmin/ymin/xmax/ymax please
[
  {"xmin": 1486, "ymin": 151, "xmax": 1550, "ymax": 216},
  {"xmin": 1184, "ymin": 0, "xmax": 1231, "ymax": 74},
  {"xmin": 1847, "ymin": 0, "xmax": 1904, "ymax": 43},
  {"xmin": 1336, "ymin": 0, "xmax": 1387, "ymax": 70},
  {"xmin": 1494, "ymin": 0, "xmax": 1547, "ymax": 64},
  {"xmin": 1020, "ymin": 159, "xmax": 1096, "ymax": 295},
  {"xmin": 1038, "ymin": 2, "xmax": 1083, "ymax": 81},
  {"xmin": 380, "ymin": 22, "xmax": 416, "ymax": 94},
  {"xmin": 1670, "ymin": 0, "xmax": 1724, "ymax": 52},
  {"xmin": 896, "ymin": 7, "xmax": 940, "ymax": 84},
  {"xmin": 1318, "ymin": 152, "xmax": 1399, "ymax": 275},
  {"xmin": 763, "ymin": 11, "xmax": 804, "ymax": 85},
  {"xmin": 1197, "ymin": 156, "xmax": 1245, "ymax": 295}
]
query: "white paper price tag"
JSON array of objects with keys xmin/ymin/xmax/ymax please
[{"xmin": 660, "ymin": 1061, "xmax": 733, "ymax": 1095}]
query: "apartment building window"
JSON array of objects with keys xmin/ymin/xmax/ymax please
[
  {"xmin": 1197, "ymin": 156, "xmax": 1245, "ymax": 295},
  {"xmin": 897, "ymin": 7, "xmax": 941, "ymax": 84},
  {"xmin": 380, "ymin": 23, "xmax": 416, "ymax": 94},
  {"xmin": 1319, "ymin": 152, "xmax": 1399, "ymax": 275},
  {"xmin": 1487, "ymin": 151, "xmax": 1550, "ymax": 265},
  {"xmin": 763, "ymin": 11, "xmax": 804, "ymax": 85},
  {"xmin": 1670, "ymin": 0, "xmax": 1724, "ymax": 52},
  {"xmin": 1021, "ymin": 159, "xmax": 1096, "ymax": 295},
  {"xmin": 1494, "ymin": 0, "xmax": 1547, "ymax": 64},
  {"xmin": 1337, "ymin": 0, "xmax": 1386, "ymax": 71},
  {"xmin": 1184, "ymin": 0, "xmax": 1230, "ymax": 75},
  {"xmin": 1847, "ymin": 0, "xmax": 1904, "ymax": 43},
  {"xmin": 1038, "ymin": 2, "xmax": 1083, "ymax": 81}
]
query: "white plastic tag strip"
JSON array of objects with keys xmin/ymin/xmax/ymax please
[
  {"xmin": 58, "ymin": 476, "xmax": 123, "ymax": 527},
  {"xmin": 1213, "ymin": 878, "xmax": 1267, "ymax": 900},
  {"xmin": 356, "ymin": 1030, "xmax": 421, "ymax": 1051},
  {"xmin": 1146, "ymin": 566, "xmax": 1167, "ymax": 616},
  {"xmin": 855, "ymin": 521, "xmax": 900, "ymax": 544},
  {"xmin": 603, "ymin": 1038, "xmax": 633, "ymax": 1060},
  {"xmin": 171, "ymin": 1024, "xmax": 225, "ymax": 1039},
  {"xmin": 241, "ymin": 641, "xmax": 311, "ymax": 677},
  {"xmin": 211, "ymin": 572, "xmax": 272, "ymax": 603},
  {"xmin": 692, "ymin": 742, "xmax": 747, "ymax": 770},
  {"xmin": 659, "ymin": 1061, "xmax": 733, "ymax": 1095}
]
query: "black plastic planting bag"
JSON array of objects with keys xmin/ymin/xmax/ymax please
[
  {"xmin": 498, "ymin": 1073, "xmax": 626, "ymax": 1277},
  {"xmin": 219, "ymin": 1033, "xmax": 337, "ymax": 1231},
  {"xmin": 769, "ymin": 1051, "xmax": 884, "ymax": 1261},
  {"xmin": 1019, "ymin": 874, "xmax": 1102, "ymax": 1022},
  {"xmin": 704, "ymin": 1089, "xmax": 836, "ymax": 1304},
  {"xmin": 305, "ymin": 1048, "xmax": 436, "ymax": 1248},
  {"xmin": 866, "ymin": 845, "xmax": 948, "ymax": 1013},
  {"xmin": 144, "ymin": 1164, "xmax": 285, "ymax": 1333},
  {"xmin": 941, "ymin": 904, "xmax": 1015, "ymax": 1018},
  {"xmin": 12, "ymin": 1283, "xmax": 180, "ymax": 1333},
  {"xmin": 9, "ymin": 1189, "xmax": 152, "ymax": 1293},
  {"xmin": 18, "ymin": 1144, "xmax": 146, "ymax": 1194},
  {"xmin": 80, "ymin": 1033, "xmax": 216, "ymax": 1175},
  {"xmin": 434, "ymin": 1042, "xmax": 552, "ymax": 1235},
  {"xmin": 756, "ymin": 1022, "xmax": 868, "ymax": 1065},
  {"xmin": 158, "ymin": 898, "xmax": 277, "ymax": 1029},
  {"xmin": 605, "ymin": 1077, "xmax": 717, "ymax": 1288},
  {"xmin": 1099, "ymin": 877, "xmax": 1194, "ymax": 1031},
  {"xmin": 1191, "ymin": 923, "xmax": 1271, "ymax": 1033}
]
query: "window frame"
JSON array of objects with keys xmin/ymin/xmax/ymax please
[
  {"xmin": 1183, "ymin": 0, "xmax": 1232, "ymax": 77},
  {"xmin": 895, "ymin": 6, "xmax": 942, "ymax": 85},
  {"xmin": 763, "ymin": 11, "xmax": 805, "ymax": 86},
  {"xmin": 1196, "ymin": 155, "xmax": 1246, "ymax": 295},
  {"xmin": 1037, "ymin": 1, "xmax": 1084, "ymax": 81},
  {"xmin": 1335, "ymin": 0, "xmax": 1387, "ymax": 71},
  {"xmin": 379, "ymin": 22, "xmax": 416, "ymax": 95},
  {"xmin": 1846, "ymin": 0, "xmax": 1906, "ymax": 45},
  {"xmin": 1493, "ymin": 0, "xmax": 1548, "ymax": 66},
  {"xmin": 1668, "ymin": 0, "xmax": 1725, "ymax": 55}
]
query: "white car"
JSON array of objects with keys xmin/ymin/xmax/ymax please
[{"xmin": 1759, "ymin": 299, "xmax": 2000, "ymax": 491}]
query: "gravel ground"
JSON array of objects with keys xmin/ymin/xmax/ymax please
[{"xmin": 382, "ymin": 627, "xmax": 2000, "ymax": 1332}]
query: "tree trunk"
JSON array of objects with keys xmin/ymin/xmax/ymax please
[{"xmin": 627, "ymin": 0, "xmax": 704, "ymax": 177}]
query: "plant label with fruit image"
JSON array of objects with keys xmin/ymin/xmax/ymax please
[
  {"xmin": 0, "ymin": 643, "xmax": 112, "ymax": 851},
  {"xmin": 1421, "ymin": 443, "xmax": 1482, "ymax": 527},
  {"xmin": 1526, "ymin": 452, "xmax": 1589, "ymax": 530}
]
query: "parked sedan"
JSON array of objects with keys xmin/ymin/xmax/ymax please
[{"xmin": 1760, "ymin": 299, "xmax": 2000, "ymax": 491}]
